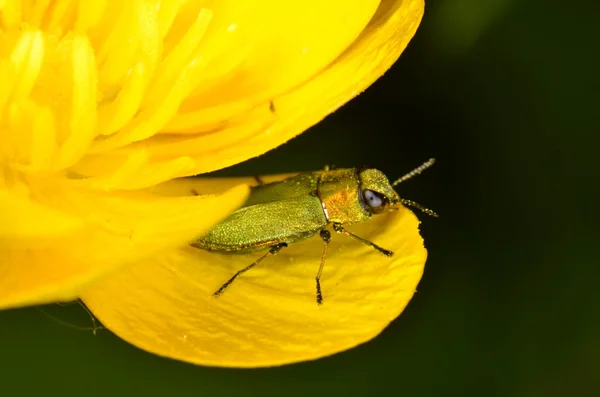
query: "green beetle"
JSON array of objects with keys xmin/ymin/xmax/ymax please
[{"xmin": 191, "ymin": 159, "xmax": 436, "ymax": 304}]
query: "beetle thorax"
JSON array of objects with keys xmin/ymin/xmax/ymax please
[{"xmin": 317, "ymin": 169, "xmax": 371, "ymax": 225}]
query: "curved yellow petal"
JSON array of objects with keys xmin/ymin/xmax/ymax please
[
  {"xmin": 82, "ymin": 176, "xmax": 426, "ymax": 367},
  {"xmin": 72, "ymin": 0, "xmax": 424, "ymax": 189},
  {"xmin": 0, "ymin": 184, "xmax": 249, "ymax": 310},
  {"xmin": 0, "ymin": 189, "xmax": 82, "ymax": 239}
]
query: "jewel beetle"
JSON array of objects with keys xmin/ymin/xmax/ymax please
[{"xmin": 191, "ymin": 159, "xmax": 437, "ymax": 305}]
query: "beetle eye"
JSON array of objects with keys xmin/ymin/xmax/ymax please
[{"xmin": 363, "ymin": 189, "xmax": 385, "ymax": 209}]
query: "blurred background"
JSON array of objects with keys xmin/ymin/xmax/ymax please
[{"xmin": 1, "ymin": 0, "xmax": 598, "ymax": 396}]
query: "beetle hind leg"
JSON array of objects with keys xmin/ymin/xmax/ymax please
[
  {"xmin": 213, "ymin": 242, "xmax": 287, "ymax": 297},
  {"xmin": 332, "ymin": 222, "xmax": 393, "ymax": 257}
]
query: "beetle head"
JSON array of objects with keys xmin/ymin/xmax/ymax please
[{"xmin": 358, "ymin": 159, "xmax": 438, "ymax": 217}]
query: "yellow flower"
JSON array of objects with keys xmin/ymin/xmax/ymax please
[{"xmin": 0, "ymin": 0, "xmax": 426, "ymax": 367}]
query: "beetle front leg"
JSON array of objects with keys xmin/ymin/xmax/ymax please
[{"xmin": 332, "ymin": 223, "xmax": 393, "ymax": 257}]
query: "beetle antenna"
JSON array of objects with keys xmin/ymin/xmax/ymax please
[
  {"xmin": 391, "ymin": 158, "xmax": 436, "ymax": 186},
  {"xmin": 400, "ymin": 199, "xmax": 439, "ymax": 217}
]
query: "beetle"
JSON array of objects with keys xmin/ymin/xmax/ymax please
[{"xmin": 190, "ymin": 159, "xmax": 437, "ymax": 304}]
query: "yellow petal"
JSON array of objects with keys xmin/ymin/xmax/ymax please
[
  {"xmin": 82, "ymin": 175, "xmax": 427, "ymax": 367},
  {"xmin": 0, "ymin": 188, "xmax": 82, "ymax": 240},
  {"xmin": 0, "ymin": 183, "xmax": 249, "ymax": 310},
  {"xmin": 71, "ymin": 0, "xmax": 424, "ymax": 189}
]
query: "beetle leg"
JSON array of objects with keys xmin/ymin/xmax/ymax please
[
  {"xmin": 315, "ymin": 229, "xmax": 331, "ymax": 305},
  {"xmin": 213, "ymin": 242, "xmax": 288, "ymax": 297},
  {"xmin": 253, "ymin": 175, "xmax": 265, "ymax": 186},
  {"xmin": 332, "ymin": 223, "xmax": 393, "ymax": 257}
]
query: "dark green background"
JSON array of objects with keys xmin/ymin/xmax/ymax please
[{"xmin": 2, "ymin": 1, "xmax": 598, "ymax": 395}]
